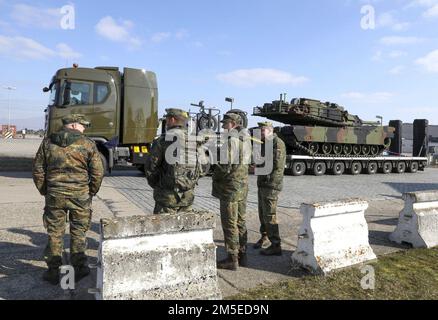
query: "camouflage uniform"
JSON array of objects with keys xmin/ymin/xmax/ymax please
[
  {"xmin": 256, "ymin": 122, "xmax": 286, "ymax": 250},
  {"xmin": 213, "ymin": 114, "xmax": 251, "ymax": 261},
  {"xmin": 145, "ymin": 109, "xmax": 201, "ymax": 214},
  {"xmin": 32, "ymin": 115, "xmax": 104, "ymax": 273}
]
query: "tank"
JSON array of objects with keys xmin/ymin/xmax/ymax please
[{"xmin": 253, "ymin": 96, "xmax": 395, "ymax": 157}]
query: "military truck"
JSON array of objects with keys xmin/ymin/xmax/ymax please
[{"xmin": 43, "ymin": 65, "xmax": 158, "ymax": 172}]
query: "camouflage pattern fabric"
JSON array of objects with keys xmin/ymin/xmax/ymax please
[
  {"xmin": 43, "ymin": 195, "xmax": 92, "ymax": 267},
  {"xmin": 33, "ymin": 128, "xmax": 104, "ymax": 197},
  {"xmin": 33, "ymin": 128, "xmax": 104, "ymax": 268},
  {"xmin": 219, "ymin": 201, "xmax": 241, "ymax": 255},
  {"xmin": 145, "ymin": 126, "xmax": 201, "ymax": 214},
  {"xmin": 258, "ymin": 188, "xmax": 281, "ymax": 245},
  {"xmin": 257, "ymin": 134, "xmax": 286, "ymax": 191},
  {"xmin": 154, "ymin": 203, "xmax": 193, "ymax": 215},
  {"xmin": 212, "ymin": 133, "xmax": 250, "ymax": 202},
  {"xmin": 213, "ymin": 129, "xmax": 250, "ymax": 255},
  {"xmin": 257, "ymin": 134, "xmax": 286, "ymax": 245}
]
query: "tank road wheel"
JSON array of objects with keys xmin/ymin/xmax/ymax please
[
  {"xmin": 332, "ymin": 161, "xmax": 345, "ymax": 176},
  {"xmin": 370, "ymin": 145, "xmax": 380, "ymax": 157},
  {"xmin": 291, "ymin": 161, "xmax": 306, "ymax": 176},
  {"xmin": 408, "ymin": 162, "xmax": 419, "ymax": 173},
  {"xmin": 394, "ymin": 161, "xmax": 406, "ymax": 174},
  {"xmin": 367, "ymin": 162, "xmax": 378, "ymax": 175},
  {"xmin": 313, "ymin": 162, "xmax": 327, "ymax": 176},
  {"xmin": 381, "ymin": 161, "xmax": 392, "ymax": 174},
  {"xmin": 308, "ymin": 143, "xmax": 319, "ymax": 154},
  {"xmin": 352, "ymin": 145, "xmax": 361, "ymax": 156},
  {"xmin": 322, "ymin": 143, "xmax": 332, "ymax": 155},
  {"xmin": 333, "ymin": 144, "xmax": 343, "ymax": 156},
  {"xmin": 361, "ymin": 145, "xmax": 371, "ymax": 156},
  {"xmin": 350, "ymin": 161, "xmax": 362, "ymax": 175},
  {"xmin": 343, "ymin": 144, "xmax": 353, "ymax": 156}
]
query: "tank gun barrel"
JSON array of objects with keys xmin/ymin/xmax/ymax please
[{"xmin": 362, "ymin": 121, "xmax": 381, "ymax": 126}]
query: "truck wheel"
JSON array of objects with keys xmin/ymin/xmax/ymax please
[
  {"xmin": 99, "ymin": 152, "xmax": 109, "ymax": 176},
  {"xmin": 381, "ymin": 161, "xmax": 392, "ymax": 174},
  {"xmin": 291, "ymin": 161, "xmax": 306, "ymax": 176},
  {"xmin": 332, "ymin": 161, "xmax": 345, "ymax": 175},
  {"xmin": 395, "ymin": 162, "xmax": 406, "ymax": 174},
  {"xmin": 313, "ymin": 162, "xmax": 327, "ymax": 176},
  {"xmin": 350, "ymin": 161, "xmax": 362, "ymax": 175},
  {"xmin": 367, "ymin": 162, "xmax": 378, "ymax": 175},
  {"xmin": 408, "ymin": 162, "xmax": 419, "ymax": 173}
]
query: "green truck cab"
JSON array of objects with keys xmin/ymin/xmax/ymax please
[{"xmin": 43, "ymin": 66, "xmax": 159, "ymax": 172}]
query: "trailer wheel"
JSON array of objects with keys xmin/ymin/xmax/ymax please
[
  {"xmin": 408, "ymin": 162, "xmax": 419, "ymax": 173},
  {"xmin": 367, "ymin": 162, "xmax": 378, "ymax": 175},
  {"xmin": 394, "ymin": 161, "xmax": 406, "ymax": 174},
  {"xmin": 381, "ymin": 161, "xmax": 392, "ymax": 174},
  {"xmin": 332, "ymin": 161, "xmax": 345, "ymax": 175},
  {"xmin": 291, "ymin": 161, "xmax": 306, "ymax": 176},
  {"xmin": 350, "ymin": 161, "xmax": 362, "ymax": 175},
  {"xmin": 313, "ymin": 162, "xmax": 327, "ymax": 176}
]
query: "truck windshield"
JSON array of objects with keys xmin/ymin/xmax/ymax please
[{"xmin": 48, "ymin": 80, "xmax": 59, "ymax": 106}]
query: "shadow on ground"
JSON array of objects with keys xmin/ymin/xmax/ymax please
[
  {"xmin": 368, "ymin": 230, "xmax": 410, "ymax": 250},
  {"xmin": 385, "ymin": 182, "xmax": 438, "ymax": 194},
  {"xmin": 0, "ymin": 225, "xmax": 100, "ymax": 300},
  {"xmin": 215, "ymin": 242, "xmax": 307, "ymax": 279}
]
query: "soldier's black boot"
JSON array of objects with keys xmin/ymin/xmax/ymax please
[
  {"xmin": 260, "ymin": 243, "xmax": 282, "ymax": 256},
  {"xmin": 238, "ymin": 247, "xmax": 248, "ymax": 267},
  {"xmin": 253, "ymin": 234, "xmax": 268, "ymax": 249},
  {"xmin": 217, "ymin": 254, "xmax": 239, "ymax": 271},
  {"xmin": 43, "ymin": 256, "xmax": 62, "ymax": 285},
  {"xmin": 71, "ymin": 253, "xmax": 90, "ymax": 283}
]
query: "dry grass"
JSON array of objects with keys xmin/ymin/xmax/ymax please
[{"xmin": 231, "ymin": 248, "xmax": 438, "ymax": 300}]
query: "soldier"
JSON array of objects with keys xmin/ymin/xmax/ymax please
[
  {"xmin": 33, "ymin": 114, "xmax": 104, "ymax": 285},
  {"xmin": 145, "ymin": 108, "xmax": 202, "ymax": 214},
  {"xmin": 213, "ymin": 113, "xmax": 250, "ymax": 270},
  {"xmin": 254, "ymin": 122, "xmax": 286, "ymax": 256}
]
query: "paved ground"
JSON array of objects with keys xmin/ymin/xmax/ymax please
[{"xmin": 1, "ymin": 138, "xmax": 438, "ymax": 299}]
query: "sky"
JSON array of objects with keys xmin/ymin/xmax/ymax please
[{"xmin": 0, "ymin": 0, "xmax": 437, "ymax": 129}]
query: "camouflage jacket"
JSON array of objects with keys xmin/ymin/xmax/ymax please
[
  {"xmin": 145, "ymin": 126, "xmax": 201, "ymax": 207},
  {"xmin": 212, "ymin": 129, "xmax": 251, "ymax": 202},
  {"xmin": 32, "ymin": 128, "xmax": 104, "ymax": 198},
  {"xmin": 257, "ymin": 134, "xmax": 286, "ymax": 191}
]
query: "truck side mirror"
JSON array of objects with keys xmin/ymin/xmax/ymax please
[{"xmin": 43, "ymin": 87, "xmax": 50, "ymax": 93}]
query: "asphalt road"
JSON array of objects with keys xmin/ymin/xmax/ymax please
[{"xmin": 106, "ymin": 168, "xmax": 438, "ymax": 213}]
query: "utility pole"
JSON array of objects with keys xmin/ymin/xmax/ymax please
[{"xmin": 3, "ymin": 86, "xmax": 17, "ymax": 130}]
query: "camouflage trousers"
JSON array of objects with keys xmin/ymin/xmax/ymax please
[
  {"xmin": 154, "ymin": 203, "xmax": 193, "ymax": 215},
  {"xmin": 43, "ymin": 194, "xmax": 92, "ymax": 268},
  {"xmin": 258, "ymin": 188, "xmax": 281, "ymax": 245},
  {"xmin": 219, "ymin": 199, "xmax": 248, "ymax": 256}
]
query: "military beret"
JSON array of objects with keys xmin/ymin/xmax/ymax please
[
  {"xmin": 62, "ymin": 114, "xmax": 91, "ymax": 126},
  {"xmin": 258, "ymin": 121, "xmax": 273, "ymax": 128},
  {"xmin": 221, "ymin": 113, "xmax": 241, "ymax": 124},
  {"xmin": 165, "ymin": 108, "xmax": 189, "ymax": 119}
]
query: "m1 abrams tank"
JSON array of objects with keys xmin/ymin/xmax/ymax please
[{"xmin": 253, "ymin": 96, "xmax": 395, "ymax": 157}]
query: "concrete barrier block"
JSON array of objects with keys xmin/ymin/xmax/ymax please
[
  {"xmin": 95, "ymin": 211, "xmax": 222, "ymax": 300},
  {"xmin": 291, "ymin": 199, "xmax": 376, "ymax": 275},
  {"xmin": 390, "ymin": 191, "xmax": 438, "ymax": 248}
]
